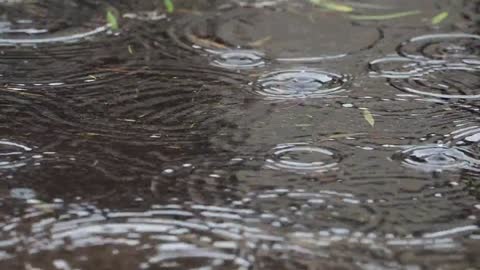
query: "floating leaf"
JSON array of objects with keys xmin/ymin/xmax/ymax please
[
  {"xmin": 128, "ymin": 45, "xmax": 134, "ymax": 54},
  {"xmin": 106, "ymin": 10, "xmax": 119, "ymax": 30},
  {"xmin": 309, "ymin": 0, "xmax": 353, "ymax": 12},
  {"xmin": 164, "ymin": 0, "xmax": 174, "ymax": 13},
  {"xmin": 431, "ymin": 11, "xmax": 448, "ymax": 25},
  {"xmin": 350, "ymin": 10, "xmax": 421, "ymax": 20},
  {"xmin": 362, "ymin": 108, "xmax": 375, "ymax": 127}
]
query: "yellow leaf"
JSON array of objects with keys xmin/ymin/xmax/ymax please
[
  {"xmin": 350, "ymin": 10, "xmax": 421, "ymax": 20},
  {"xmin": 432, "ymin": 11, "xmax": 448, "ymax": 25},
  {"xmin": 322, "ymin": 2, "xmax": 353, "ymax": 12},
  {"xmin": 309, "ymin": 0, "xmax": 353, "ymax": 13},
  {"xmin": 362, "ymin": 108, "xmax": 375, "ymax": 127},
  {"xmin": 106, "ymin": 10, "xmax": 119, "ymax": 30}
]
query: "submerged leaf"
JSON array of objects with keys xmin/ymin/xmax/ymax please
[
  {"xmin": 350, "ymin": 10, "xmax": 421, "ymax": 20},
  {"xmin": 106, "ymin": 10, "xmax": 119, "ymax": 30},
  {"xmin": 362, "ymin": 108, "xmax": 375, "ymax": 127},
  {"xmin": 431, "ymin": 11, "xmax": 449, "ymax": 25},
  {"xmin": 164, "ymin": 0, "xmax": 174, "ymax": 13},
  {"xmin": 248, "ymin": 36, "xmax": 272, "ymax": 47}
]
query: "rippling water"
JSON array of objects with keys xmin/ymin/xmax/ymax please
[{"xmin": 0, "ymin": 0, "xmax": 479, "ymax": 269}]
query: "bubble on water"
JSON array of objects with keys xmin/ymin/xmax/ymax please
[
  {"xmin": 265, "ymin": 143, "xmax": 341, "ymax": 174},
  {"xmin": 210, "ymin": 50, "xmax": 266, "ymax": 70},
  {"xmin": 397, "ymin": 33, "xmax": 480, "ymax": 61},
  {"xmin": 392, "ymin": 145, "xmax": 480, "ymax": 172},
  {"xmin": 255, "ymin": 70, "xmax": 350, "ymax": 100}
]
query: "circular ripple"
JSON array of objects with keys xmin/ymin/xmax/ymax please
[
  {"xmin": 265, "ymin": 143, "xmax": 341, "ymax": 174},
  {"xmin": 255, "ymin": 69, "xmax": 350, "ymax": 100},
  {"xmin": 397, "ymin": 33, "xmax": 480, "ymax": 61},
  {"xmin": 0, "ymin": 63, "xmax": 252, "ymax": 147},
  {"xmin": 368, "ymin": 56, "xmax": 437, "ymax": 79},
  {"xmin": 388, "ymin": 64, "xmax": 480, "ymax": 99},
  {"xmin": 167, "ymin": 5, "xmax": 381, "ymax": 60},
  {"xmin": 392, "ymin": 144, "xmax": 480, "ymax": 172},
  {"xmin": 210, "ymin": 50, "xmax": 266, "ymax": 70},
  {"xmin": 0, "ymin": 0, "xmax": 110, "ymax": 46}
]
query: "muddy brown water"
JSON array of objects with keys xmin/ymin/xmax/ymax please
[{"xmin": 0, "ymin": 0, "xmax": 479, "ymax": 269}]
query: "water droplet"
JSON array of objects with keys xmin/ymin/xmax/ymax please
[
  {"xmin": 210, "ymin": 50, "xmax": 266, "ymax": 69},
  {"xmin": 392, "ymin": 145, "xmax": 480, "ymax": 172},
  {"xmin": 256, "ymin": 70, "xmax": 350, "ymax": 100}
]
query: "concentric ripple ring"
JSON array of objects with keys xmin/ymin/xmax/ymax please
[
  {"xmin": 397, "ymin": 33, "xmax": 480, "ymax": 61},
  {"xmin": 392, "ymin": 145, "xmax": 480, "ymax": 172},
  {"xmin": 256, "ymin": 69, "xmax": 350, "ymax": 100},
  {"xmin": 265, "ymin": 143, "xmax": 341, "ymax": 173}
]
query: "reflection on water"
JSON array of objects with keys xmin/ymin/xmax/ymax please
[{"xmin": 0, "ymin": 0, "xmax": 478, "ymax": 269}]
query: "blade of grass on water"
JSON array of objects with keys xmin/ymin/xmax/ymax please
[
  {"xmin": 350, "ymin": 10, "xmax": 421, "ymax": 20},
  {"xmin": 106, "ymin": 10, "xmax": 118, "ymax": 30},
  {"xmin": 309, "ymin": 0, "xmax": 353, "ymax": 12},
  {"xmin": 431, "ymin": 11, "xmax": 448, "ymax": 25},
  {"xmin": 164, "ymin": 0, "xmax": 174, "ymax": 13},
  {"xmin": 362, "ymin": 108, "xmax": 375, "ymax": 127}
]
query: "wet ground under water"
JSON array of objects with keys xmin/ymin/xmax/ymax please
[{"xmin": 0, "ymin": 0, "xmax": 479, "ymax": 269}]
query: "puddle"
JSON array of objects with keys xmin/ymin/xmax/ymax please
[{"xmin": 0, "ymin": 0, "xmax": 478, "ymax": 269}]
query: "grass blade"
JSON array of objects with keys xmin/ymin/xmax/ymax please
[
  {"xmin": 106, "ymin": 10, "xmax": 119, "ymax": 30},
  {"xmin": 362, "ymin": 108, "xmax": 375, "ymax": 127},
  {"xmin": 432, "ymin": 11, "xmax": 449, "ymax": 25},
  {"xmin": 350, "ymin": 10, "xmax": 421, "ymax": 20},
  {"xmin": 164, "ymin": 0, "xmax": 174, "ymax": 13},
  {"xmin": 309, "ymin": 0, "xmax": 353, "ymax": 13}
]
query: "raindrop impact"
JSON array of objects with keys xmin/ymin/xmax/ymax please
[
  {"xmin": 256, "ymin": 69, "xmax": 350, "ymax": 100},
  {"xmin": 265, "ymin": 143, "xmax": 340, "ymax": 174},
  {"xmin": 210, "ymin": 50, "xmax": 266, "ymax": 70},
  {"xmin": 392, "ymin": 145, "xmax": 480, "ymax": 172},
  {"xmin": 397, "ymin": 33, "xmax": 480, "ymax": 61}
]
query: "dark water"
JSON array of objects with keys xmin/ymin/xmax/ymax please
[{"xmin": 0, "ymin": 0, "xmax": 479, "ymax": 269}]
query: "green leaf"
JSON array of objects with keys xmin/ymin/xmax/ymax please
[
  {"xmin": 106, "ymin": 10, "xmax": 119, "ymax": 30},
  {"xmin": 432, "ymin": 11, "xmax": 449, "ymax": 25},
  {"xmin": 362, "ymin": 108, "xmax": 375, "ymax": 127},
  {"xmin": 350, "ymin": 10, "xmax": 421, "ymax": 20},
  {"xmin": 309, "ymin": 0, "xmax": 353, "ymax": 13},
  {"xmin": 164, "ymin": 0, "xmax": 174, "ymax": 13}
]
